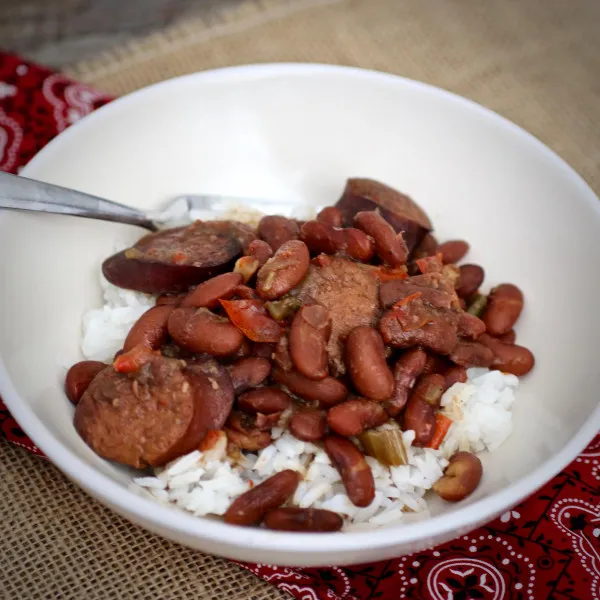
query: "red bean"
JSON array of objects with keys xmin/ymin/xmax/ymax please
[
  {"xmin": 237, "ymin": 387, "xmax": 292, "ymax": 414},
  {"xmin": 403, "ymin": 374, "xmax": 445, "ymax": 446},
  {"xmin": 256, "ymin": 240, "xmax": 310, "ymax": 300},
  {"xmin": 168, "ymin": 307, "xmax": 244, "ymax": 356},
  {"xmin": 479, "ymin": 334, "xmax": 535, "ymax": 376},
  {"xmin": 227, "ymin": 357, "xmax": 272, "ymax": 393},
  {"xmin": 432, "ymin": 452, "xmax": 482, "ymax": 501},
  {"xmin": 224, "ymin": 470, "xmax": 300, "ymax": 526},
  {"xmin": 247, "ymin": 239, "xmax": 274, "ymax": 266},
  {"xmin": 181, "ymin": 272, "xmax": 243, "ymax": 308},
  {"xmin": 272, "ymin": 367, "xmax": 348, "ymax": 407},
  {"xmin": 327, "ymin": 399, "xmax": 387, "ymax": 437},
  {"xmin": 444, "ymin": 365, "xmax": 468, "ymax": 389},
  {"xmin": 324, "ymin": 435, "xmax": 375, "ymax": 507},
  {"xmin": 456, "ymin": 264, "xmax": 484, "ymax": 298},
  {"xmin": 289, "ymin": 305, "xmax": 331, "ymax": 380},
  {"xmin": 353, "ymin": 210, "xmax": 408, "ymax": 266},
  {"xmin": 258, "ymin": 216, "xmax": 299, "ymax": 251},
  {"xmin": 65, "ymin": 361, "xmax": 106, "ymax": 405},
  {"xmin": 123, "ymin": 305, "xmax": 173, "ymax": 352},
  {"xmin": 449, "ymin": 341, "xmax": 494, "ymax": 368},
  {"xmin": 300, "ymin": 220, "xmax": 374, "ymax": 262},
  {"xmin": 437, "ymin": 240, "xmax": 469, "ymax": 264},
  {"xmin": 264, "ymin": 507, "xmax": 343, "ymax": 532},
  {"xmin": 345, "ymin": 326, "xmax": 395, "ymax": 401},
  {"xmin": 289, "ymin": 408, "xmax": 327, "ymax": 441},
  {"xmin": 386, "ymin": 347, "xmax": 427, "ymax": 416},
  {"xmin": 316, "ymin": 206, "xmax": 343, "ymax": 228},
  {"xmin": 481, "ymin": 284, "xmax": 524, "ymax": 336}
]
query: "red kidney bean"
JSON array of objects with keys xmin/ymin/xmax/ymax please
[
  {"xmin": 327, "ymin": 399, "xmax": 387, "ymax": 437},
  {"xmin": 272, "ymin": 367, "xmax": 348, "ymax": 407},
  {"xmin": 220, "ymin": 299, "xmax": 282, "ymax": 343},
  {"xmin": 224, "ymin": 470, "xmax": 300, "ymax": 526},
  {"xmin": 437, "ymin": 240, "xmax": 470, "ymax": 264},
  {"xmin": 422, "ymin": 354, "xmax": 451, "ymax": 376},
  {"xmin": 459, "ymin": 297, "xmax": 467, "ymax": 310},
  {"xmin": 403, "ymin": 373, "xmax": 446, "ymax": 446},
  {"xmin": 247, "ymin": 239, "xmax": 274, "ymax": 266},
  {"xmin": 238, "ymin": 387, "xmax": 292, "ymax": 414},
  {"xmin": 65, "ymin": 361, "xmax": 105, "ymax": 405},
  {"xmin": 168, "ymin": 307, "xmax": 244, "ymax": 356},
  {"xmin": 353, "ymin": 210, "xmax": 408, "ymax": 266},
  {"xmin": 479, "ymin": 334, "xmax": 535, "ymax": 376},
  {"xmin": 345, "ymin": 326, "xmax": 395, "ymax": 401},
  {"xmin": 156, "ymin": 293, "xmax": 185, "ymax": 306},
  {"xmin": 324, "ymin": 435, "xmax": 375, "ymax": 507},
  {"xmin": 386, "ymin": 347, "xmax": 427, "ymax": 416},
  {"xmin": 456, "ymin": 264, "xmax": 484, "ymax": 298},
  {"xmin": 444, "ymin": 365, "xmax": 468, "ymax": 389},
  {"xmin": 316, "ymin": 206, "xmax": 344, "ymax": 228},
  {"xmin": 289, "ymin": 305, "xmax": 331, "ymax": 380},
  {"xmin": 253, "ymin": 342, "xmax": 276, "ymax": 359},
  {"xmin": 482, "ymin": 284, "xmax": 524, "ymax": 336},
  {"xmin": 258, "ymin": 216, "xmax": 299, "ymax": 251},
  {"xmin": 289, "ymin": 408, "xmax": 327, "ymax": 441},
  {"xmin": 227, "ymin": 357, "xmax": 272, "ymax": 393},
  {"xmin": 256, "ymin": 240, "xmax": 310, "ymax": 300},
  {"xmin": 496, "ymin": 329, "xmax": 516, "ymax": 344},
  {"xmin": 123, "ymin": 305, "xmax": 173, "ymax": 352},
  {"xmin": 233, "ymin": 284, "xmax": 259, "ymax": 300},
  {"xmin": 228, "ymin": 337, "xmax": 253, "ymax": 361},
  {"xmin": 457, "ymin": 311, "xmax": 486, "ymax": 339},
  {"xmin": 254, "ymin": 412, "xmax": 282, "ymax": 431},
  {"xmin": 449, "ymin": 341, "xmax": 494, "ymax": 368},
  {"xmin": 225, "ymin": 411, "xmax": 273, "ymax": 450},
  {"xmin": 300, "ymin": 220, "xmax": 375, "ymax": 262},
  {"xmin": 181, "ymin": 272, "xmax": 243, "ymax": 308},
  {"xmin": 264, "ymin": 507, "xmax": 343, "ymax": 532},
  {"xmin": 432, "ymin": 451, "xmax": 482, "ymax": 501}
]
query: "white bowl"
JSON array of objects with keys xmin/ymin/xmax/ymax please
[{"xmin": 1, "ymin": 64, "xmax": 599, "ymax": 567}]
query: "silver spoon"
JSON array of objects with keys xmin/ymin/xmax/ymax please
[{"xmin": 0, "ymin": 171, "xmax": 297, "ymax": 231}]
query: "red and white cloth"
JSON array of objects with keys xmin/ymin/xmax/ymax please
[{"xmin": 1, "ymin": 52, "xmax": 598, "ymax": 600}]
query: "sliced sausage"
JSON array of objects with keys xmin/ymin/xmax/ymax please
[
  {"xmin": 289, "ymin": 305, "xmax": 331, "ymax": 380},
  {"xmin": 74, "ymin": 357, "xmax": 197, "ymax": 468},
  {"xmin": 102, "ymin": 221, "xmax": 254, "ymax": 294},
  {"xmin": 335, "ymin": 178, "xmax": 432, "ymax": 252}
]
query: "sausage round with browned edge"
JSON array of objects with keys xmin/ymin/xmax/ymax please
[{"xmin": 102, "ymin": 220, "xmax": 255, "ymax": 294}]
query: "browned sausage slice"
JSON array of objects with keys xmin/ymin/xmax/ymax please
[
  {"xmin": 335, "ymin": 178, "xmax": 432, "ymax": 252},
  {"xmin": 102, "ymin": 221, "xmax": 256, "ymax": 294},
  {"xmin": 74, "ymin": 357, "xmax": 196, "ymax": 468}
]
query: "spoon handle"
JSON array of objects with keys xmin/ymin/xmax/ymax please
[{"xmin": 0, "ymin": 172, "xmax": 157, "ymax": 231}]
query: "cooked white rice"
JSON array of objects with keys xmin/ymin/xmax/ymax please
[{"xmin": 81, "ymin": 278, "xmax": 518, "ymax": 530}]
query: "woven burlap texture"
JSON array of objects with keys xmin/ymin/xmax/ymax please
[{"xmin": 3, "ymin": 0, "xmax": 600, "ymax": 598}]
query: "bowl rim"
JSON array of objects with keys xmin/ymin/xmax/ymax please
[{"xmin": 3, "ymin": 62, "xmax": 600, "ymax": 556}]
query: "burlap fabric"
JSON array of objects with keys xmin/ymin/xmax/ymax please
[{"xmin": 2, "ymin": 0, "xmax": 599, "ymax": 598}]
